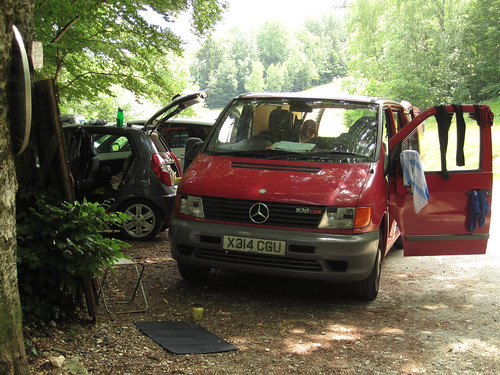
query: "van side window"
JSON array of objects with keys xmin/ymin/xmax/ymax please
[{"xmin": 417, "ymin": 114, "xmax": 481, "ymax": 172}]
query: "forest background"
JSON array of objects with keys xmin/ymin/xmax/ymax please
[{"xmin": 34, "ymin": 0, "xmax": 499, "ymax": 123}]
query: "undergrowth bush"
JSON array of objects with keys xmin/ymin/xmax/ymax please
[{"xmin": 16, "ymin": 188, "xmax": 130, "ymax": 324}]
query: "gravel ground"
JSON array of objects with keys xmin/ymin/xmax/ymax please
[{"xmin": 28, "ymin": 213, "xmax": 500, "ymax": 375}]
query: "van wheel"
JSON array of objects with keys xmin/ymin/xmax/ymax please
[
  {"xmin": 353, "ymin": 234, "xmax": 382, "ymax": 300},
  {"xmin": 178, "ymin": 263, "xmax": 211, "ymax": 283},
  {"xmin": 119, "ymin": 199, "xmax": 162, "ymax": 240}
]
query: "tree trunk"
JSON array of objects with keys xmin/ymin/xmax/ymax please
[{"xmin": 0, "ymin": 1, "xmax": 33, "ymax": 374}]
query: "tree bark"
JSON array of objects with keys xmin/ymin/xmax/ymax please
[{"xmin": 0, "ymin": 1, "xmax": 33, "ymax": 374}]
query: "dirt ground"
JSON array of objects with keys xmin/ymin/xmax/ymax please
[{"xmin": 28, "ymin": 215, "xmax": 500, "ymax": 374}]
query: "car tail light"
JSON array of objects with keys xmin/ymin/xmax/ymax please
[{"xmin": 151, "ymin": 153, "xmax": 176, "ymax": 186}]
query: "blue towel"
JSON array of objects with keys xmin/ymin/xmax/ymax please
[
  {"xmin": 468, "ymin": 190, "xmax": 490, "ymax": 232},
  {"xmin": 400, "ymin": 150, "xmax": 430, "ymax": 213}
]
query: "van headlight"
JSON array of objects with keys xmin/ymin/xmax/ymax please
[
  {"xmin": 179, "ymin": 195, "xmax": 204, "ymax": 218},
  {"xmin": 318, "ymin": 207, "xmax": 371, "ymax": 229}
]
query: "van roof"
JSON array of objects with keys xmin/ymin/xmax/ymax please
[{"xmin": 236, "ymin": 92, "xmax": 400, "ymax": 106}]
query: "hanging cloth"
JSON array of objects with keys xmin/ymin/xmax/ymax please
[
  {"xmin": 474, "ymin": 104, "xmax": 495, "ymax": 128},
  {"xmin": 400, "ymin": 150, "xmax": 430, "ymax": 213},
  {"xmin": 468, "ymin": 190, "xmax": 490, "ymax": 232},
  {"xmin": 452, "ymin": 104, "xmax": 466, "ymax": 167},
  {"xmin": 435, "ymin": 105, "xmax": 452, "ymax": 180}
]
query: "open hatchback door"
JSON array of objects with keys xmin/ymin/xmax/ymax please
[{"xmin": 388, "ymin": 104, "xmax": 494, "ymax": 256}]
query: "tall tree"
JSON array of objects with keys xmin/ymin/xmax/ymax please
[
  {"xmin": 265, "ymin": 63, "xmax": 288, "ymax": 91},
  {"xmin": 346, "ymin": 0, "xmax": 473, "ymax": 107},
  {"xmin": 285, "ymin": 46, "xmax": 318, "ymax": 91},
  {"xmin": 302, "ymin": 13, "xmax": 347, "ymax": 83},
  {"xmin": 229, "ymin": 30, "xmax": 258, "ymax": 92},
  {"xmin": 246, "ymin": 61, "xmax": 265, "ymax": 92},
  {"xmin": 0, "ymin": 0, "xmax": 32, "ymax": 373},
  {"xmin": 34, "ymin": 0, "xmax": 227, "ymax": 105},
  {"xmin": 346, "ymin": 0, "xmax": 499, "ymax": 107},
  {"xmin": 256, "ymin": 21, "xmax": 291, "ymax": 69},
  {"xmin": 464, "ymin": 0, "xmax": 500, "ymax": 100},
  {"xmin": 206, "ymin": 53, "xmax": 238, "ymax": 107},
  {"xmin": 191, "ymin": 36, "xmax": 225, "ymax": 91}
]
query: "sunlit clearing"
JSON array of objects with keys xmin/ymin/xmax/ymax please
[
  {"xmin": 394, "ymin": 273, "xmax": 410, "ymax": 279},
  {"xmin": 422, "ymin": 304, "xmax": 449, "ymax": 310},
  {"xmin": 284, "ymin": 324, "xmax": 361, "ymax": 354},
  {"xmin": 380, "ymin": 327, "xmax": 404, "ymax": 335},
  {"xmin": 287, "ymin": 341, "xmax": 324, "ymax": 354},
  {"xmin": 401, "ymin": 366, "xmax": 426, "ymax": 374},
  {"xmin": 448, "ymin": 339, "xmax": 500, "ymax": 356},
  {"xmin": 432, "ymin": 275, "xmax": 459, "ymax": 282}
]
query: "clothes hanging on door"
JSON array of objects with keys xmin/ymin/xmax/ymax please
[
  {"xmin": 452, "ymin": 104, "xmax": 466, "ymax": 167},
  {"xmin": 468, "ymin": 190, "xmax": 490, "ymax": 232},
  {"xmin": 474, "ymin": 104, "xmax": 494, "ymax": 128},
  {"xmin": 400, "ymin": 150, "xmax": 430, "ymax": 213},
  {"xmin": 435, "ymin": 105, "xmax": 452, "ymax": 180},
  {"xmin": 435, "ymin": 104, "xmax": 494, "ymax": 180}
]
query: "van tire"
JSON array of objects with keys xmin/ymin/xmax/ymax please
[
  {"xmin": 353, "ymin": 233, "xmax": 382, "ymax": 300},
  {"xmin": 178, "ymin": 263, "xmax": 211, "ymax": 283},
  {"xmin": 119, "ymin": 199, "xmax": 162, "ymax": 240}
]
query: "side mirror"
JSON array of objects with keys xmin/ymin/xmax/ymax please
[{"xmin": 184, "ymin": 137, "xmax": 204, "ymax": 172}]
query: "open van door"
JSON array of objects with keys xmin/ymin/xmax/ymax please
[{"xmin": 388, "ymin": 104, "xmax": 494, "ymax": 256}]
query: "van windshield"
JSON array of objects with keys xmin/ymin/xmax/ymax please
[{"xmin": 205, "ymin": 98, "xmax": 379, "ymax": 163}]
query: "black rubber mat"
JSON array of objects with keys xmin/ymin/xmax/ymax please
[{"xmin": 134, "ymin": 321, "xmax": 238, "ymax": 354}]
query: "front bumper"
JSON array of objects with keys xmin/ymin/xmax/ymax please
[{"xmin": 169, "ymin": 217, "xmax": 379, "ymax": 283}]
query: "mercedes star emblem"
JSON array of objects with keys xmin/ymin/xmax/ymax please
[{"xmin": 249, "ymin": 203, "xmax": 270, "ymax": 224}]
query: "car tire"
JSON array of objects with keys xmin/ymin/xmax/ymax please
[
  {"xmin": 119, "ymin": 199, "xmax": 163, "ymax": 240},
  {"xmin": 178, "ymin": 263, "xmax": 211, "ymax": 283},
  {"xmin": 352, "ymin": 233, "xmax": 382, "ymax": 300}
]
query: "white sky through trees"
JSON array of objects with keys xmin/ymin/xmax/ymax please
[{"xmin": 153, "ymin": 0, "xmax": 348, "ymax": 47}]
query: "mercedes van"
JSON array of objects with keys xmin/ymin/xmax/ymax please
[{"xmin": 169, "ymin": 92, "xmax": 493, "ymax": 299}]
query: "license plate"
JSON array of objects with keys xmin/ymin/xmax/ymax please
[{"xmin": 223, "ymin": 235, "xmax": 286, "ymax": 256}]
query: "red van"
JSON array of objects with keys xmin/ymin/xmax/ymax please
[{"xmin": 169, "ymin": 93, "xmax": 494, "ymax": 299}]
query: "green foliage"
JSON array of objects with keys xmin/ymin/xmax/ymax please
[
  {"xmin": 265, "ymin": 64, "xmax": 288, "ymax": 92},
  {"xmin": 246, "ymin": 61, "xmax": 265, "ymax": 92},
  {"xmin": 191, "ymin": 37, "xmax": 225, "ymax": 91},
  {"xmin": 228, "ymin": 30, "xmax": 259, "ymax": 92},
  {"xmin": 206, "ymin": 56, "xmax": 239, "ymax": 108},
  {"xmin": 191, "ymin": 11, "xmax": 348, "ymax": 108},
  {"xmin": 464, "ymin": 0, "xmax": 500, "ymax": 100},
  {"xmin": 34, "ymin": 0, "xmax": 226, "ymax": 107},
  {"xmin": 302, "ymin": 14, "xmax": 347, "ymax": 81},
  {"xmin": 256, "ymin": 21, "xmax": 291, "ymax": 69},
  {"xmin": 345, "ymin": 0, "xmax": 499, "ymax": 107},
  {"xmin": 16, "ymin": 189, "xmax": 130, "ymax": 323}
]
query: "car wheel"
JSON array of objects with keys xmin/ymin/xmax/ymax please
[
  {"xmin": 178, "ymin": 263, "xmax": 211, "ymax": 283},
  {"xmin": 119, "ymin": 199, "xmax": 162, "ymax": 240},
  {"xmin": 353, "ymin": 233, "xmax": 382, "ymax": 300}
]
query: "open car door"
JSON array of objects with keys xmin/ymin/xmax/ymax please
[{"xmin": 388, "ymin": 104, "xmax": 494, "ymax": 256}]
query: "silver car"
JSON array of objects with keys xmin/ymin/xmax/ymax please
[{"xmin": 64, "ymin": 92, "xmax": 207, "ymax": 240}]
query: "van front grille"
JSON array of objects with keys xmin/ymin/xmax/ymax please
[{"xmin": 201, "ymin": 196, "xmax": 323, "ymax": 229}]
